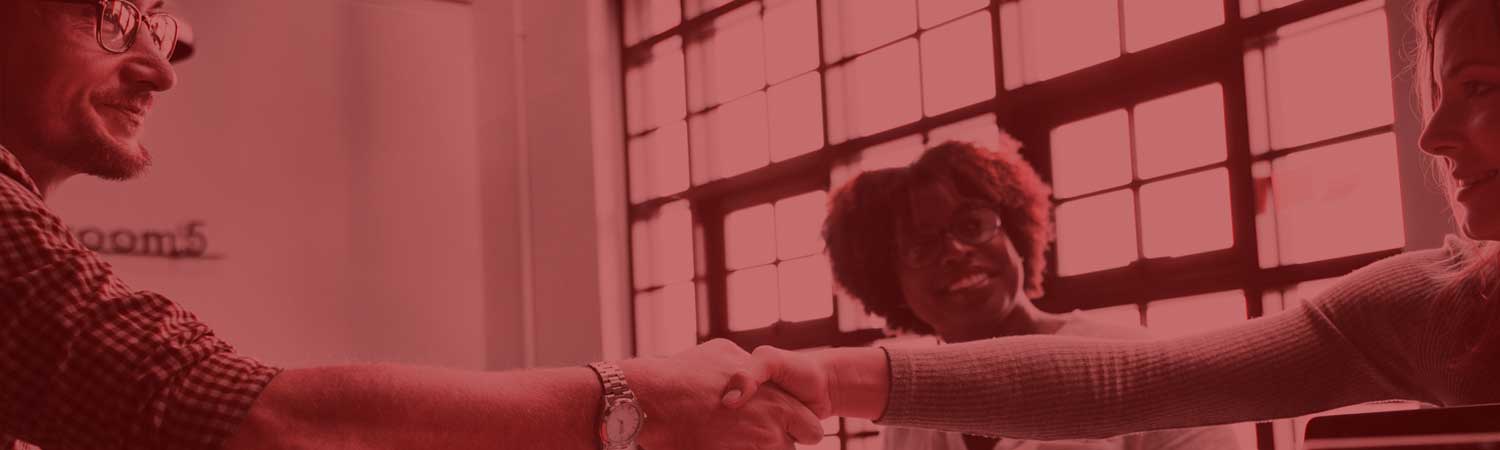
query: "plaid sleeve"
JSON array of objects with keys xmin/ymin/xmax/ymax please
[{"xmin": 0, "ymin": 174, "xmax": 281, "ymax": 450}]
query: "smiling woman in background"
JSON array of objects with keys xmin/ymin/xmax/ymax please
[
  {"xmin": 726, "ymin": 0, "xmax": 1500, "ymax": 440},
  {"xmin": 822, "ymin": 140, "xmax": 1243, "ymax": 449}
]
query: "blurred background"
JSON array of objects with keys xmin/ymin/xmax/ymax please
[{"xmin": 46, "ymin": 0, "xmax": 1451, "ymax": 448}]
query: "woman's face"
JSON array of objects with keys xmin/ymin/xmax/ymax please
[
  {"xmin": 894, "ymin": 181, "xmax": 1024, "ymax": 336},
  {"xmin": 1420, "ymin": 0, "xmax": 1500, "ymax": 240}
]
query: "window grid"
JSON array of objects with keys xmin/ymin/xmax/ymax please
[{"xmin": 620, "ymin": 1, "xmax": 1404, "ymax": 448}]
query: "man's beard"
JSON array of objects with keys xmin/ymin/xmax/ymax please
[{"xmin": 51, "ymin": 133, "xmax": 152, "ymax": 181}]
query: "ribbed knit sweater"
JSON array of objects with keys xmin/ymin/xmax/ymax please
[{"xmin": 879, "ymin": 237, "xmax": 1499, "ymax": 440}]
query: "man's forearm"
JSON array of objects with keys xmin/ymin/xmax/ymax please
[{"xmin": 223, "ymin": 364, "xmax": 602, "ymax": 450}]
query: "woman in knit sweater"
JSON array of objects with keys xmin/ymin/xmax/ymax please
[
  {"xmin": 723, "ymin": 0, "xmax": 1500, "ymax": 440},
  {"xmin": 822, "ymin": 141, "xmax": 1244, "ymax": 449}
]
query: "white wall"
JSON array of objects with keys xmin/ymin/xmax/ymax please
[
  {"xmin": 472, "ymin": 0, "xmax": 633, "ymax": 368},
  {"xmin": 49, "ymin": 0, "xmax": 493, "ymax": 369},
  {"xmin": 49, "ymin": 0, "xmax": 632, "ymax": 372}
]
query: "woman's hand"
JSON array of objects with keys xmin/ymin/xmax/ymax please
[
  {"xmin": 720, "ymin": 346, "xmax": 890, "ymax": 420},
  {"xmin": 626, "ymin": 339, "xmax": 826, "ymax": 450}
]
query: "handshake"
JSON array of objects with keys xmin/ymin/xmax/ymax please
[{"xmin": 616, "ymin": 339, "xmax": 889, "ymax": 450}]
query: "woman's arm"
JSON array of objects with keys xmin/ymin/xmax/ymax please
[
  {"xmin": 736, "ymin": 307, "xmax": 1400, "ymax": 440},
  {"xmin": 728, "ymin": 249, "xmax": 1464, "ymax": 439}
]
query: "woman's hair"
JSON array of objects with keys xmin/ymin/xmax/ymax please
[
  {"xmin": 823, "ymin": 140, "xmax": 1054, "ymax": 334},
  {"xmin": 1416, "ymin": 0, "xmax": 1500, "ymax": 282},
  {"xmin": 1414, "ymin": 0, "xmax": 1500, "ymax": 367}
]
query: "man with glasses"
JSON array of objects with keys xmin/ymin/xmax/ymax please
[
  {"xmin": 820, "ymin": 140, "xmax": 1243, "ymax": 450},
  {"xmin": 0, "ymin": 1, "xmax": 823, "ymax": 449}
]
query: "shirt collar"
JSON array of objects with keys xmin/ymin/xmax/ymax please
[{"xmin": 0, "ymin": 145, "xmax": 44, "ymax": 198}]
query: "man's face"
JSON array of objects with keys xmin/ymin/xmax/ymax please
[{"xmin": 0, "ymin": 0, "xmax": 177, "ymax": 180}]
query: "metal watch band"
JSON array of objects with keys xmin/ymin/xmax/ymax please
[
  {"xmin": 589, "ymin": 361, "xmax": 636, "ymax": 401},
  {"xmin": 587, "ymin": 362, "xmax": 639, "ymax": 450}
]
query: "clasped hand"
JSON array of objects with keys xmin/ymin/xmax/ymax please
[
  {"xmin": 622, "ymin": 340, "xmax": 876, "ymax": 450},
  {"xmin": 620, "ymin": 340, "xmax": 828, "ymax": 450}
]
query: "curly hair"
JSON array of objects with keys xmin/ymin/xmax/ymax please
[{"xmin": 823, "ymin": 140, "xmax": 1054, "ymax": 335}]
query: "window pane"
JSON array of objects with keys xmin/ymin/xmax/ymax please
[
  {"xmin": 1261, "ymin": 6, "xmax": 1393, "ymax": 149},
  {"xmin": 998, "ymin": 2, "xmax": 1024, "ymax": 90},
  {"xmin": 634, "ymin": 283, "xmax": 697, "ymax": 356},
  {"xmin": 829, "ymin": 134, "xmax": 923, "ymax": 188},
  {"xmin": 1270, "ymin": 133, "xmax": 1405, "ymax": 264},
  {"xmin": 919, "ymin": 0, "xmax": 987, "ymax": 29},
  {"xmin": 1079, "ymin": 304, "xmax": 1143, "ymax": 328},
  {"xmin": 1139, "ymin": 168, "xmax": 1233, "ymax": 258},
  {"xmin": 728, "ymin": 265, "xmax": 779, "ymax": 331},
  {"xmin": 765, "ymin": 0, "xmax": 820, "ymax": 84},
  {"xmin": 1288, "ymin": 277, "xmax": 1341, "ymax": 304},
  {"xmin": 1123, "ymin": 0, "xmax": 1223, "ymax": 52},
  {"xmin": 845, "ymin": 417, "xmax": 884, "ymax": 434},
  {"xmin": 631, "ymin": 221, "xmax": 655, "ymax": 288},
  {"xmin": 928, "ymin": 114, "xmax": 1003, "ymax": 152},
  {"xmin": 687, "ymin": 6, "xmax": 766, "ymax": 111},
  {"xmin": 796, "ymin": 438, "xmax": 842, "ymax": 450},
  {"xmin": 628, "ymin": 121, "xmax": 689, "ymax": 203},
  {"xmin": 820, "ymin": 416, "xmax": 840, "ymax": 435},
  {"xmin": 875, "ymin": 335, "xmax": 941, "ymax": 348},
  {"xmin": 1243, "ymin": 0, "xmax": 1308, "ymax": 18},
  {"xmin": 768, "ymin": 73, "xmax": 825, "ymax": 162},
  {"xmin": 1254, "ymin": 161, "xmax": 1281, "ymax": 268},
  {"xmin": 631, "ymin": 201, "xmax": 695, "ymax": 288},
  {"xmin": 1264, "ymin": 277, "xmax": 1342, "ymax": 314},
  {"xmin": 1020, "ymin": 0, "xmax": 1120, "ymax": 82},
  {"xmin": 1135, "ymin": 84, "xmax": 1227, "ymax": 178},
  {"xmin": 821, "ymin": 0, "xmax": 919, "ymax": 61},
  {"xmin": 623, "ymin": 0, "xmax": 681, "ymax": 45},
  {"xmin": 826, "ymin": 39, "xmax": 922, "ymax": 142},
  {"xmin": 846, "ymin": 436, "xmax": 885, "ymax": 450},
  {"xmin": 625, "ymin": 37, "xmax": 686, "ymax": 134},
  {"xmin": 1268, "ymin": 0, "xmax": 1309, "ymax": 10},
  {"xmin": 1056, "ymin": 189, "xmax": 1138, "ymax": 275},
  {"xmin": 1244, "ymin": 49, "xmax": 1272, "ymax": 155},
  {"xmin": 776, "ymin": 190, "xmax": 829, "ymax": 259},
  {"xmin": 779, "ymin": 255, "xmax": 835, "ymax": 322},
  {"xmin": 725, "ymin": 203, "xmax": 776, "ymax": 270},
  {"xmin": 920, "ymin": 11, "xmax": 996, "ymax": 116},
  {"xmin": 685, "ymin": 0, "xmax": 734, "ymax": 19},
  {"xmin": 1051, "ymin": 110, "xmax": 1131, "ymax": 198},
  {"xmin": 1144, "ymin": 290, "xmax": 1248, "ymax": 338},
  {"xmin": 690, "ymin": 92, "xmax": 770, "ymax": 183},
  {"xmin": 837, "ymin": 289, "xmax": 887, "ymax": 331}
]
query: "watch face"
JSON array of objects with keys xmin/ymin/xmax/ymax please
[{"xmin": 603, "ymin": 402, "xmax": 644, "ymax": 443}]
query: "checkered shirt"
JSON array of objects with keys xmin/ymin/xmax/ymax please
[{"xmin": 0, "ymin": 146, "xmax": 280, "ymax": 449}]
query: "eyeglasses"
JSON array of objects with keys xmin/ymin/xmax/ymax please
[
  {"xmin": 899, "ymin": 205, "xmax": 1005, "ymax": 269},
  {"xmin": 42, "ymin": 0, "xmax": 180, "ymax": 61}
]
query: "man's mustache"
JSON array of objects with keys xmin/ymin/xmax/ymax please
[{"xmin": 95, "ymin": 91, "xmax": 154, "ymax": 115}]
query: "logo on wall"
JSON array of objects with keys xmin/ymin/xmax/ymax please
[{"xmin": 71, "ymin": 221, "xmax": 220, "ymax": 260}]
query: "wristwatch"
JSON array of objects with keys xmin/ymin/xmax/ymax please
[{"xmin": 587, "ymin": 361, "xmax": 646, "ymax": 450}]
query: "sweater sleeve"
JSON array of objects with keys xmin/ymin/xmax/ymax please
[{"xmin": 877, "ymin": 248, "xmax": 1465, "ymax": 440}]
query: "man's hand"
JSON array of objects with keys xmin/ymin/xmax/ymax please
[
  {"xmin": 721, "ymin": 346, "xmax": 890, "ymax": 421},
  {"xmin": 619, "ymin": 339, "xmax": 824, "ymax": 450}
]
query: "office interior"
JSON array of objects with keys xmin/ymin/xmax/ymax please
[{"xmin": 51, "ymin": 0, "xmax": 1459, "ymax": 449}]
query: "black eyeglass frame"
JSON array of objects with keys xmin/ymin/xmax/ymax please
[
  {"xmin": 39, "ymin": 0, "xmax": 180, "ymax": 62},
  {"xmin": 898, "ymin": 204, "xmax": 1007, "ymax": 270}
]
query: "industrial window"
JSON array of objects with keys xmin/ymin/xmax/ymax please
[{"xmin": 620, "ymin": 1, "xmax": 1407, "ymax": 448}]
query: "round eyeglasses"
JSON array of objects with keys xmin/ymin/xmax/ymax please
[
  {"xmin": 899, "ymin": 205, "xmax": 1004, "ymax": 269},
  {"xmin": 43, "ymin": 0, "xmax": 180, "ymax": 61}
]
